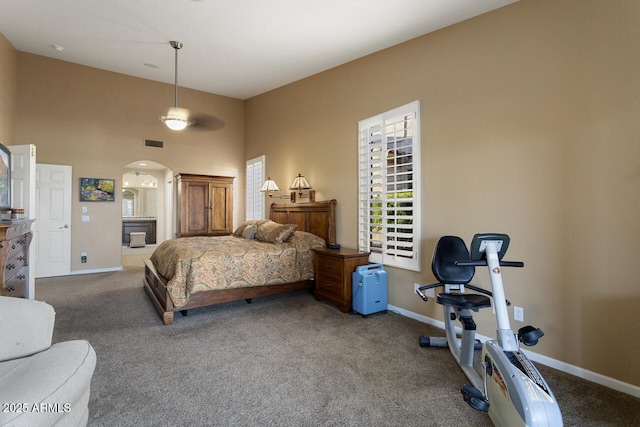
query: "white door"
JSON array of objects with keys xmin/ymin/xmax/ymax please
[
  {"xmin": 10, "ymin": 144, "xmax": 36, "ymax": 298},
  {"xmin": 35, "ymin": 164, "xmax": 72, "ymax": 278}
]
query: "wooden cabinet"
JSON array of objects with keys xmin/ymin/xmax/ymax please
[
  {"xmin": 175, "ymin": 174, "xmax": 234, "ymax": 237},
  {"xmin": 313, "ymin": 247, "xmax": 370, "ymax": 313},
  {"xmin": 0, "ymin": 221, "xmax": 34, "ymax": 298}
]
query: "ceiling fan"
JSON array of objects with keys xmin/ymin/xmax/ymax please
[{"xmin": 157, "ymin": 41, "xmax": 224, "ymax": 131}]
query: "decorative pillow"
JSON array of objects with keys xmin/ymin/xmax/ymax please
[
  {"xmin": 233, "ymin": 220, "xmax": 268, "ymax": 237},
  {"xmin": 233, "ymin": 220, "xmax": 255, "ymax": 237},
  {"xmin": 255, "ymin": 220, "xmax": 297, "ymax": 243},
  {"xmin": 241, "ymin": 225, "xmax": 257, "ymax": 240}
]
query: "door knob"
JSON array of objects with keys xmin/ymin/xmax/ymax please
[{"xmin": 59, "ymin": 224, "xmax": 69, "ymax": 229}]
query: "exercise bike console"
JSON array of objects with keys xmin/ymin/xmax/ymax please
[
  {"xmin": 470, "ymin": 233, "xmax": 511, "ymax": 261},
  {"xmin": 416, "ymin": 233, "xmax": 563, "ymax": 426}
]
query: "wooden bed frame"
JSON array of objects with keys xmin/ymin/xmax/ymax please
[{"xmin": 143, "ymin": 199, "xmax": 337, "ymax": 325}]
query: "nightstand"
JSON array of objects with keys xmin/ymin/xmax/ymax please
[{"xmin": 313, "ymin": 247, "xmax": 370, "ymax": 312}]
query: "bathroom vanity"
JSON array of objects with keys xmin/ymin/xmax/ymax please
[{"xmin": 122, "ymin": 217, "xmax": 157, "ymax": 245}]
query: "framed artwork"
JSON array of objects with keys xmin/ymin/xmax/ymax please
[{"xmin": 80, "ymin": 178, "xmax": 115, "ymax": 202}]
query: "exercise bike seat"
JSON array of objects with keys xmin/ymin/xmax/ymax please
[
  {"xmin": 437, "ymin": 293, "xmax": 491, "ymax": 310},
  {"xmin": 432, "ymin": 236, "xmax": 491, "ymax": 310}
]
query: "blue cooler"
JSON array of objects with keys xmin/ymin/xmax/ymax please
[{"xmin": 352, "ymin": 264, "xmax": 388, "ymax": 317}]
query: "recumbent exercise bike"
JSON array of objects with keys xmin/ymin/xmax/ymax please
[{"xmin": 416, "ymin": 233, "xmax": 562, "ymax": 426}]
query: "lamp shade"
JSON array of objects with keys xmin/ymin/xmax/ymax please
[
  {"xmin": 260, "ymin": 178, "xmax": 281, "ymax": 192},
  {"xmin": 289, "ymin": 174, "xmax": 311, "ymax": 191}
]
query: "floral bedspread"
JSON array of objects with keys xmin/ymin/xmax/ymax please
[{"xmin": 150, "ymin": 231, "xmax": 326, "ymax": 308}]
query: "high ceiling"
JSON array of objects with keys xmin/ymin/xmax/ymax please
[{"xmin": 0, "ymin": 0, "xmax": 517, "ymax": 100}]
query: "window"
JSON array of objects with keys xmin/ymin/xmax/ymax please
[
  {"xmin": 245, "ymin": 155, "xmax": 265, "ymax": 220},
  {"xmin": 358, "ymin": 100, "xmax": 421, "ymax": 271}
]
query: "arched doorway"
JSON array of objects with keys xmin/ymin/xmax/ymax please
[{"xmin": 121, "ymin": 160, "xmax": 173, "ymax": 266}]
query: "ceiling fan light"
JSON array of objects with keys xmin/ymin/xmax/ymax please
[
  {"xmin": 165, "ymin": 119, "xmax": 188, "ymax": 131},
  {"xmin": 160, "ymin": 116, "xmax": 192, "ymax": 131}
]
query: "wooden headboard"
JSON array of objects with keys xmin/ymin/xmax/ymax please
[{"xmin": 270, "ymin": 200, "xmax": 337, "ymax": 245}]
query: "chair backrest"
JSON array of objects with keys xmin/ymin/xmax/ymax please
[
  {"xmin": 431, "ymin": 235, "xmax": 475, "ymax": 284},
  {"xmin": 0, "ymin": 296, "xmax": 54, "ymax": 362}
]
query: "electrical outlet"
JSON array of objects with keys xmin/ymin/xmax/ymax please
[{"xmin": 514, "ymin": 306, "xmax": 524, "ymax": 322}]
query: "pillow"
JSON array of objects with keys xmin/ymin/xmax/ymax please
[
  {"xmin": 241, "ymin": 225, "xmax": 257, "ymax": 240},
  {"xmin": 255, "ymin": 220, "xmax": 297, "ymax": 243},
  {"xmin": 233, "ymin": 221, "xmax": 253, "ymax": 237},
  {"xmin": 233, "ymin": 219, "xmax": 268, "ymax": 237}
]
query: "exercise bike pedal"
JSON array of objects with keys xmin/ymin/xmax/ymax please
[
  {"xmin": 461, "ymin": 384, "xmax": 489, "ymax": 412},
  {"xmin": 518, "ymin": 325, "xmax": 544, "ymax": 346}
]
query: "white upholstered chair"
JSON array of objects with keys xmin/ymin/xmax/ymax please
[{"xmin": 0, "ymin": 296, "xmax": 96, "ymax": 427}]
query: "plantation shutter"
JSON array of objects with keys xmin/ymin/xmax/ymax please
[
  {"xmin": 358, "ymin": 101, "xmax": 421, "ymax": 271},
  {"xmin": 246, "ymin": 156, "xmax": 265, "ymax": 220}
]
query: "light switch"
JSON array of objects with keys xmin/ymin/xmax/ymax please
[
  {"xmin": 82, "ymin": 215, "xmax": 90, "ymax": 222},
  {"xmin": 82, "ymin": 206, "xmax": 87, "ymax": 213}
]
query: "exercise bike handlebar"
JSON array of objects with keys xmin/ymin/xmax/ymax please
[{"xmin": 455, "ymin": 260, "xmax": 524, "ymax": 268}]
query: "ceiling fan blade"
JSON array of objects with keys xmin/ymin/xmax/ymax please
[{"xmin": 191, "ymin": 113, "xmax": 226, "ymax": 131}]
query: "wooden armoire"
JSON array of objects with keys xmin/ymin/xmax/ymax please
[{"xmin": 175, "ymin": 174, "xmax": 234, "ymax": 237}]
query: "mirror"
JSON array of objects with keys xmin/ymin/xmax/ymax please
[{"xmin": 122, "ymin": 172, "xmax": 158, "ymax": 218}]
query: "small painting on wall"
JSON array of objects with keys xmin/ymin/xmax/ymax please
[{"xmin": 80, "ymin": 178, "xmax": 115, "ymax": 202}]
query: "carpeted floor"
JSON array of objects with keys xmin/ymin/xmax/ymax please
[{"xmin": 34, "ymin": 264, "xmax": 640, "ymax": 426}]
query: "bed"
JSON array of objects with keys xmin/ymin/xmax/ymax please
[{"xmin": 143, "ymin": 200, "xmax": 337, "ymax": 324}]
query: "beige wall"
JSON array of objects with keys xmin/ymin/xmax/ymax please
[
  {"xmin": 2, "ymin": 0, "xmax": 638, "ymax": 389},
  {"xmin": 245, "ymin": 0, "xmax": 640, "ymax": 387},
  {"xmin": 0, "ymin": 33, "xmax": 17, "ymax": 144},
  {"xmin": 14, "ymin": 53, "xmax": 245, "ymax": 271}
]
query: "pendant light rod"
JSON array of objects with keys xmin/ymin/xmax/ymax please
[
  {"xmin": 170, "ymin": 41, "xmax": 183, "ymax": 108},
  {"xmin": 158, "ymin": 40, "xmax": 193, "ymax": 131}
]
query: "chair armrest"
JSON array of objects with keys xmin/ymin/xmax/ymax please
[{"xmin": 0, "ymin": 297, "xmax": 55, "ymax": 362}]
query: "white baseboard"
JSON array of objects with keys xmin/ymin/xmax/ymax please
[
  {"xmin": 388, "ymin": 304, "xmax": 640, "ymax": 399},
  {"xmin": 70, "ymin": 266, "xmax": 123, "ymax": 275}
]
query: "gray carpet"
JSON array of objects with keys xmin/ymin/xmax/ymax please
[{"xmin": 35, "ymin": 265, "xmax": 640, "ymax": 426}]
